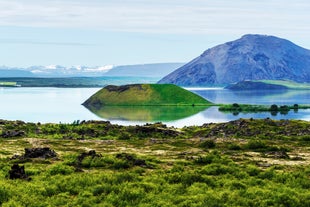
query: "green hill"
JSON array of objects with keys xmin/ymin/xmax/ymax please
[{"xmin": 83, "ymin": 84, "xmax": 211, "ymax": 106}]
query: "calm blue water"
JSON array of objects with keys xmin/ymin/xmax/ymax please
[{"xmin": 1, "ymin": 87, "xmax": 310, "ymax": 127}]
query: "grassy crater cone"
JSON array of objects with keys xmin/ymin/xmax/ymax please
[{"xmin": 83, "ymin": 84, "xmax": 211, "ymax": 106}]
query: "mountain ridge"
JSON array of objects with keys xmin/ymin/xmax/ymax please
[{"xmin": 0, "ymin": 63, "xmax": 184, "ymax": 78}]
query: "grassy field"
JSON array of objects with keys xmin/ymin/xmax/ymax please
[
  {"xmin": 83, "ymin": 84, "xmax": 212, "ymax": 106},
  {"xmin": 0, "ymin": 119, "xmax": 309, "ymax": 206}
]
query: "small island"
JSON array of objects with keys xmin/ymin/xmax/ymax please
[
  {"xmin": 225, "ymin": 80, "xmax": 310, "ymax": 90},
  {"xmin": 83, "ymin": 84, "xmax": 212, "ymax": 107},
  {"xmin": 0, "ymin": 82, "xmax": 20, "ymax": 87}
]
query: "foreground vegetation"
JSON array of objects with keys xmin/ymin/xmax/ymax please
[{"xmin": 0, "ymin": 119, "xmax": 309, "ymax": 206}]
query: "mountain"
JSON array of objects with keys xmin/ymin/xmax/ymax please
[
  {"xmin": 158, "ymin": 34, "xmax": 310, "ymax": 86},
  {"xmin": 82, "ymin": 84, "xmax": 211, "ymax": 107},
  {"xmin": 103, "ymin": 63, "xmax": 184, "ymax": 77},
  {"xmin": 0, "ymin": 68, "xmax": 34, "ymax": 77}
]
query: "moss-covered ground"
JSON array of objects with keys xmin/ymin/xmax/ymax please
[{"xmin": 0, "ymin": 119, "xmax": 309, "ymax": 206}]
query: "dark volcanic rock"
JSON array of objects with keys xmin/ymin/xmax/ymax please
[
  {"xmin": 9, "ymin": 164, "xmax": 31, "ymax": 180},
  {"xmin": 158, "ymin": 34, "xmax": 310, "ymax": 86},
  {"xmin": 12, "ymin": 148, "xmax": 58, "ymax": 160},
  {"xmin": 24, "ymin": 148, "xmax": 57, "ymax": 159},
  {"xmin": 104, "ymin": 84, "xmax": 143, "ymax": 92},
  {"xmin": 264, "ymin": 151, "xmax": 290, "ymax": 159},
  {"xmin": 11, "ymin": 147, "xmax": 57, "ymax": 160},
  {"xmin": 1, "ymin": 130, "xmax": 25, "ymax": 138}
]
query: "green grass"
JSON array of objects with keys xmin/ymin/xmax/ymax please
[{"xmin": 83, "ymin": 84, "xmax": 212, "ymax": 106}]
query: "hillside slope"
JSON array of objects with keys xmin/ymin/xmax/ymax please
[
  {"xmin": 83, "ymin": 84, "xmax": 211, "ymax": 106},
  {"xmin": 158, "ymin": 34, "xmax": 310, "ymax": 86}
]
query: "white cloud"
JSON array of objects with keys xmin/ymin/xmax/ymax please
[
  {"xmin": 84, "ymin": 65, "xmax": 113, "ymax": 72},
  {"xmin": 45, "ymin": 65, "xmax": 57, "ymax": 70},
  {"xmin": 0, "ymin": 0, "xmax": 309, "ymax": 38}
]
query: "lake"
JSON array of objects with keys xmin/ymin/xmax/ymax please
[{"xmin": 1, "ymin": 87, "xmax": 310, "ymax": 127}]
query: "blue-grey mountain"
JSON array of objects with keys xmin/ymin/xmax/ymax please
[
  {"xmin": 103, "ymin": 63, "xmax": 183, "ymax": 78},
  {"xmin": 0, "ymin": 69, "xmax": 34, "ymax": 77},
  {"xmin": 158, "ymin": 34, "xmax": 310, "ymax": 86}
]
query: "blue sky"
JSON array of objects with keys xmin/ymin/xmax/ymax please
[{"xmin": 0, "ymin": 0, "xmax": 310, "ymax": 67}]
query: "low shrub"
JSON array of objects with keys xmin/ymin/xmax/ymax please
[
  {"xmin": 199, "ymin": 140, "xmax": 216, "ymax": 149},
  {"xmin": 246, "ymin": 140, "xmax": 267, "ymax": 150},
  {"xmin": 48, "ymin": 164, "xmax": 75, "ymax": 175},
  {"xmin": 228, "ymin": 143, "xmax": 242, "ymax": 150},
  {"xmin": 0, "ymin": 186, "xmax": 10, "ymax": 205}
]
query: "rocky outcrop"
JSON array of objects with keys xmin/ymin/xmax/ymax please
[
  {"xmin": 1, "ymin": 130, "xmax": 25, "ymax": 138},
  {"xmin": 9, "ymin": 164, "xmax": 31, "ymax": 180},
  {"xmin": 11, "ymin": 148, "xmax": 58, "ymax": 160},
  {"xmin": 158, "ymin": 34, "xmax": 310, "ymax": 86}
]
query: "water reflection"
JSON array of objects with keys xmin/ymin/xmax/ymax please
[
  {"xmin": 84, "ymin": 105, "xmax": 209, "ymax": 122},
  {"xmin": 84, "ymin": 89, "xmax": 310, "ymax": 126}
]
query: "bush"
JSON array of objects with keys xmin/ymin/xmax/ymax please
[
  {"xmin": 270, "ymin": 104, "xmax": 278, "ymax": 111},
  {"xmin": 201, "ymin": 163, "xmax": 234, "ymax": 175},
  {"xmin": 228, "ymin": 143, "xmax": 242, "ymax": 150},
  {"xmin": 246, "ymin": 165, "xmax": 261, "ymax": 176},
  {"xmin": 232, "ymin": 103, "xmax": 240, "ymax": 108},
  {"xmin": 246, "ymin": 140, "xmax": 267, "ymax": 151},
  {"xmin": 48, "ymin": 164, "xmax": 75, "ymax": 175},
  {"xmin": 199, "ymin": 140, "xmax": 216, "ymax": 149},
  {"xmin": 0, "ymin": 186, "xmax": 10, "ymax": 205}
]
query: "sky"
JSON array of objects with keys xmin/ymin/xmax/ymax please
[{"xmin": 0, "ymin": 0, "xmax": 310, "ymax": 67}]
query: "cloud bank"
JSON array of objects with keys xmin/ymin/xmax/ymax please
[{"xmin": 0, "ymin": 0, "xmax": 309, "ymax": 36}]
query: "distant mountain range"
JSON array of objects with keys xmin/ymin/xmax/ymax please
[
  {"xmin": 158, "ymin": 34, "xmax": 310, "ymax": 86},
  {"xmin": 0, "ymin": 69, "xmax": 34, "ymax": 77},
  {"xmin": 0, "ymin": 63, "xmax": 184, "ymax": 78},
  {"xmin": 103, "ymin": 63, "xmax": 183, "ymax": 77}
]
